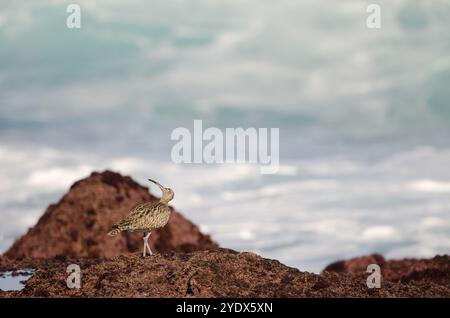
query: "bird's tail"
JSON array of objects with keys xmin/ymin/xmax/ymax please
[{"xmin": 108, "ymin": 226, "xmax": 122, "ymax": 237}]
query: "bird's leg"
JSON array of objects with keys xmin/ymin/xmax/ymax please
[
  {"xmin": 142, "ymin": 231, "xmax": 152, "ymax": 256},
  {"xmin": 142, "ymin": 231, "xmax": 147, "ymax": 257},
  {"xmin": 145, "ymin": 232, "xmax": 153, "ymax": 256}
]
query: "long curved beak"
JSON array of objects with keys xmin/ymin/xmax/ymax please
[{"xmin": 148, "ymin": 178, "xmax": 164, "ymax": 190}]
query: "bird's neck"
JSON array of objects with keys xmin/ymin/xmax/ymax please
[{"xmin": 159, "ymin": 197, "xmax": 171, "ymax": 204}]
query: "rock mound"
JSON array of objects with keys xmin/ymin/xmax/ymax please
[
  {"xmin": 4, "ymin": 171, "xmax": 218, "ymax": 259},
  {"xmin": 323, "ymin": 254, "xmax": 450, "ymax": 286}
]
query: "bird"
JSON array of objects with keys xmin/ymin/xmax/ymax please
[{"xmin": 108, "ymin": 178, "xmax": 174, "ymax": 257}]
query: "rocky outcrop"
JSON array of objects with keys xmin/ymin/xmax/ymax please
[
  {"xmin": 1, "ymin": 249, "xmax": 449, "ymax": 297},
  {"xmin": 323, "ymin": 254, "xmax": 450, "ymax": 286},
  {"xmin": 4, "ymin": 171, "xmax": 218, "ymax": 259}
]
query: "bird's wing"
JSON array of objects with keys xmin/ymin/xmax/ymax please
[{"xmin": 115, "ymin": 202, "xmax": 158, "ymax": 228}]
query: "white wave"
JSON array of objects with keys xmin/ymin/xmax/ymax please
[
  {"xmin": 360, "ymin": 226, "xmax": 400, "ymax": 242},
  {"xmin": 26, "ymin": 166, "xmax": 94, "ymax": 191},
  {"xmin": 408, "ymin": 179, "xmax": 450, "ymax": 193}
]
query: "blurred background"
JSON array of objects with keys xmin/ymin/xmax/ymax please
[{"xmin": 1, "ymin": 0, "xmax": 450, "ymax": 272}]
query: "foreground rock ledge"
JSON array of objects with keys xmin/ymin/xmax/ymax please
[{"xmin": 1, "ymin": 249, "xmax": 449, "ymax": 297}]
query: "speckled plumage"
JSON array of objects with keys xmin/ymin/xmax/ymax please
[
  {"xmin": 111, "ymin": 202, "xmax": 171, "ymax": 233},
  {"xmin": 108, "ymin": 179, "xmax": 174, "ymax": 256}
]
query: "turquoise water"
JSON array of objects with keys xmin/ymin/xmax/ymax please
[{"xmin": 0, "ymin": 1, "xmax": 450, "ymax": 272}]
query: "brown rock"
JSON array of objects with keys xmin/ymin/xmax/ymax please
[
  {"xmin": 4, "ymin": 171, "xmax": 218, "ymax": 259},
  {"xmin": 1, "ymin": 249, "xmax": 449, "ymax": 297},
  {"xmin": 323, "ymin": 254, "xmax": 450, "ymax": 285},
  {"xmin": 323, "ymin": 254, "xmax": 386, "ymax": 274}
]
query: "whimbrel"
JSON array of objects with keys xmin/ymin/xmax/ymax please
[{"xmin": 108, "ymin": 179, "xmax": 174, "ymax": 257}]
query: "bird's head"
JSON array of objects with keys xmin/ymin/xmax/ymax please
[{"xmin": 148, "ymin": 178, "xmax": 174, "ymax": 204}]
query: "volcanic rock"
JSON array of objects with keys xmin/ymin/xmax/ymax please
[
  {"xmin": 4, "ymin": 171, "xmax": 218, "ymax": 259},
  {"xmin": 323, "ymin": 254, "xmax": 450, "ymax": 286},
  {"xmin": 1, "ymin": 249, "xmax": 449, "ymax": 297}
]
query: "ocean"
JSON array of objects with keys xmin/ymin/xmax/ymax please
[{"xmin": 0, "ymin": 0, "xmax": 450, "ymax": 272}]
